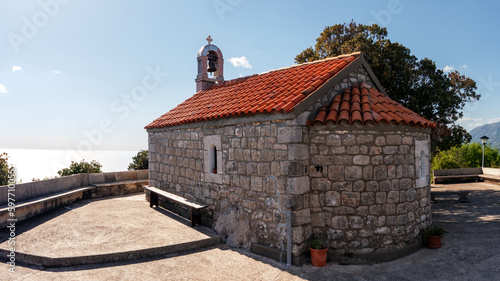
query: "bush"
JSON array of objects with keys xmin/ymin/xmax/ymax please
[
  {"xmin": 0, "ymin": 152, "xmax": 15, "ymax": 186},
  {"xmin": 57, "ymin": 160, "xmax": 102, "ymax": 177},
  {"xmin": 432, "ymin": 142, "xmax": 500, "ymax": 170},
  {"xmin": 128, "ymin": 150, "xmax": 148, "ymax": 171}
]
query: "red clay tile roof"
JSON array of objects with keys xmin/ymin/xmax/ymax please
[
  {"xmin": 311, "ymin": 82, "xmax": 436, "ymax": 128},
  {"xmin": 145, "ymin": 53, "xmax": 360, "ymax": 129}
]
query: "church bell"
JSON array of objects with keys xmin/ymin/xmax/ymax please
[{"xmin": 207, "ymin": 52, "xmax": 218, "ymax": 73}]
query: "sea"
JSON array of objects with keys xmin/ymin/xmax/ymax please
[{"xmin": 1, "ymin": 148, "xmax": 139, "ymax": 183}]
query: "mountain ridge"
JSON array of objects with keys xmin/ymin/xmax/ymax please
[{"xmin": 470, "ymin": 121, "xmax": 500, "ymax": 149}]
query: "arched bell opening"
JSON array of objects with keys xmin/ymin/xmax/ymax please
[{"xmin": 195, "ymin": 36, "xmax": 224, "ymax": 92}]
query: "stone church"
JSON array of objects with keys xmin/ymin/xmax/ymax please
[{"xmin": 145, "ymin": 37, "xmax": 436, "ymax": 264}]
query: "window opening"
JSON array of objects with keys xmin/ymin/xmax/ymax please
[{"xmin": 213, "ymin": 145, "xmax": 217, "ymax": 174}]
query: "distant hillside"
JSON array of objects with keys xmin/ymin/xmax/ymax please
[{"xmin": 470, "ymin": 121, "xmax": 500, "ymax": 149}]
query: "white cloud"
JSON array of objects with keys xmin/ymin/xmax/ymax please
[
  {"xmin": 488, "ymin": 117, "xmax": 500, "ymax": 124},
  {"xmin": 0, "ymin": 84, "xmax": 7, "ymax": 93},
  {"xmin": 460, "ymin": 65, "xmax": 467, "ymax": 69},
  {"xmin": 460, "ymin": 117, "xmax": 483, "ymax": 123},
  {"xmin": 52, "ymin": 70, "xmax": 62, "ymax": 74},
  {"xmin": 228, "ymin": 56, "xmax": 252, "ymax": 69},
  {"xmin": 458, "ymin": 117, "xmax": 484, "ymax": 130},
  {"xmin": 443, "ymin": 65, "xmax": 455, "ymax": 73},
  {"xmin": 12, "ymin": 66, "xmax": 22, "ymax": 72}
]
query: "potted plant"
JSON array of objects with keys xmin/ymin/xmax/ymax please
[
  {"xmin": 423, "ymin": 225, "xmax": 448, "ymax": 249},
  {"xmin": 309, "ymin": 238, "xmax": 328, "ymax": 267}
]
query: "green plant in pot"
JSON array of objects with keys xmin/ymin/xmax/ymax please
[
  {"xmin": 309, "ymin": 238, "xmax": 328, "ymax": 267},
  {"xmin": 423, "ymin": 225, "xmax": 448, "ymax": 249}
]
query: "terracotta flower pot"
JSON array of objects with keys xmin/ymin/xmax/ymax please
[
  {"xmin": 310, "ymin": 247, "xmax": 328, "ymax": 267},
  {"xmin": 427, "ymin": 236, "xmax": 442, "ymax": 249}
]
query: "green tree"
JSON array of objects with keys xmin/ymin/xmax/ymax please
[
  {"xmin": 128, "ymin": 150, "xmax": 148, "ymax": 170},
  {"xmin": 296, "ymin": 21, "xmax": 479, "ymax": 152},
  {"xmin": 57, "ymin": 159, "xmax": 102, "ymax": 177},
  {"xmin": 432, "ymin": 142, "xmax": 500, "ymax": 170},
  {"xmin": 0, "ymin": 152, "xmax": 15, "ymax": 186}
]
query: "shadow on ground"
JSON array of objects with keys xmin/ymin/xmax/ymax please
[{"xmin": 0, "ymin": 199, "xmax": 92, "ymax": 245}]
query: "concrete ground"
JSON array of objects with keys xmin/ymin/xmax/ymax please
[
  {"xmin": 2, "ymin": 182, "xmax": 500, "ymax": 281},
  {"xmin": 0, "ymin": 194, "xmax": 217, "ymax": 258}
]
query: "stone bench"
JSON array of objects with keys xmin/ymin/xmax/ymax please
[
  {"xmin": 433, "ymin": 168, "xmax": 483, "ymax": 184},
  {"xmin": 143, "ymin": 186, "xmax": 207, "ymax": 226},
  {"xmin": 431, "ymin": 190, "xmax": 470, "ymax": 203},
  {"xmin": 0, "ymin": 186, "xmax": 95, "ymax": 228},
  {"xmin": 433, "ymin": 175, "xmax": 482, "ymax": 184}
]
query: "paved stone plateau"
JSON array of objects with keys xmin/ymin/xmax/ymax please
[
  {"xmin": 0, "ymin": 194, "xmax": 221, "ymax": 267},
  {"xmin": 1, "ymin": 182, "xmax": 499, "ymax": 280}
]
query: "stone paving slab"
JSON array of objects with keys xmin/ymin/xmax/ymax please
[
  {"xmin": 1, "ymin": 182, "xmax": 500, "ymax": 280},
  {"xmin": 0, "ymin": 194, "xmax": 219, "ymax": 259}
]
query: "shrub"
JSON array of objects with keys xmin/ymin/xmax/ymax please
[
  {"xmin": 128, "ymin": 150, "xmax": 148, "ymax": 171},
  {"xmin": 0, "ymin": 152, "xmax": 15, "ymax": 186},
  {"xmin": 57, "ymin": 160, "xmax": 102, "ymax": 177}
]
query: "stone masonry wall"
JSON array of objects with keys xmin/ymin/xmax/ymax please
[
  {"xmin": 148, "ymin": 118, "xmax": 309, "ymax": 251},
  {"xmin": 307, "ymin": 125, "xmax": 432, "ymax": 255}
]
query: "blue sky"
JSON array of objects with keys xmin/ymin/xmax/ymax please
[{"xmin": 1, "ymin": 0, "xmax": 499, "ymax": 153}]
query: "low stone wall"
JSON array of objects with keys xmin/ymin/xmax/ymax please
[
  {"xmin": 0, "ymin": 170, "xmax": 148, "ymax": 205},
  {"xmin": 0, "ymin": 174, "xmax": 87, "ymax": 205},
  {"xmin": 89, "ymin": 170, "xmax": 148, "ymax": 185},
  {"xmin": 88, "ymin": 179, "xmax": 149, "ymax": 199},
  {"xmin": 483, "ymin": 168, "xmax": 500, "ymax": 177}
]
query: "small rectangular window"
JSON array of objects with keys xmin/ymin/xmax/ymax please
[{"xmin": 203, "ymin": 135, "xmax": 223, "ymax": 183}]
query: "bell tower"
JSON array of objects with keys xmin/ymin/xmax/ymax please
[{"xmin": 196, "ymin": 35, "xmax": 224, "ymax": 92}]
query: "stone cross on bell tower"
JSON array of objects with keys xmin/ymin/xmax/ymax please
[{"xmin": 196, "ymin": 35, "xmax": 224, "ymax": 92}]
